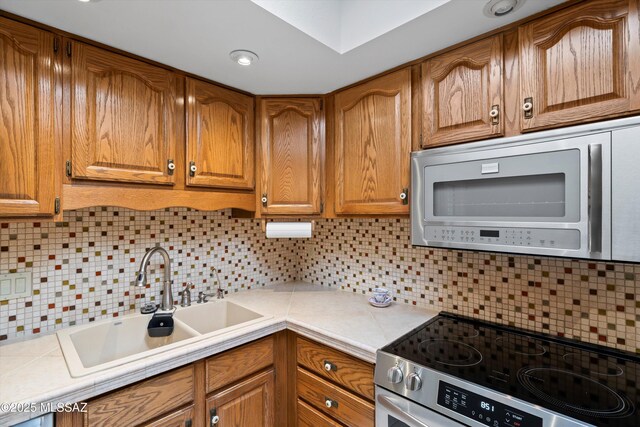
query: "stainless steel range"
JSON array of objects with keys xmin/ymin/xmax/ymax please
[{"xmin": 375, "ymin": 313, "xmax": 639, "ymax": 427}]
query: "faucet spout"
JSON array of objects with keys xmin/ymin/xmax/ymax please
[{"xmin": 135, "ymin": 246, "xmax": 173, "ymax": 311}]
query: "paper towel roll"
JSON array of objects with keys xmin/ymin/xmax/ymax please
[{"xmin": 265, "ymin": 222, "xmax": 312, "ymax": 238}]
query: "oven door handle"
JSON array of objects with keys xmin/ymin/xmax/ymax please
[{"xmin": 377, "ymin": 394, "xmax": 440, "ymax": 427}]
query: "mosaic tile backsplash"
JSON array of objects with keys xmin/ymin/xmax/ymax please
[
  {"xmin": 0, "ymin": 208, "xmax": 299, "ymax": 342},
  {"xmin": 300, "ymin": 218, "xmax": 640, "ymax": 354},
  {"xmin": 1, "ymin": 211, "xmax": 639, "ymax": 354}
]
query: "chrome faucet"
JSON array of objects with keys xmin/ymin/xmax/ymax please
[
  {"xmin": 210, "ymin": 267, "xmax": 224, "ymax": 299},
  {"xmin": 135, "ymin": 246, "xmax": 174, "ymax": 311}
]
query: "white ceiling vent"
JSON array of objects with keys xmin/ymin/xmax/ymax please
[{"xmin": 483, "ymin": 0, "xmax": 525, "ymax": 18}]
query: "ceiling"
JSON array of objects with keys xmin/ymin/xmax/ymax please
[{"xmin": 0, "ymin": 0, "xmax": 566, "ymax": 94}]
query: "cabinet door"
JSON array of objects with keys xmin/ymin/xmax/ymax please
[
  {"xmin": 0, "ymin": 18, "xmax": 57, "ymax": 216},
  {"xmin": 334, "ymin": 68, "xmax": 411, "ymax": 215},
  {"xmin": 186, "ymin": 78, "xmax": 254, "ymax": 190},
  {"xmin": 423, "ymin": 34, "xmax": 503, "ymax": 147},
  {"xmin": 206, "ymin": 370, "xmax": 275, "ymax": 427},
  {"xmin": 258, "ymin": 98, "xmax": 322, "ymax": 215},
  {"xmin": 519, "ymin": 0, "xmax": 640, "ymax": 130},
  {"xmin": 69, "ymin": 41, "xmax": 177, "ymax": 184}
]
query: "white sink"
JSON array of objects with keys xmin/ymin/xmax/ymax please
[
  {"xmin": 173, "ymin": 300, "xmax": 265, "ymax": 335},
  {"xmin": 57, "ymin": 301, "xmax": 268, "ymax": 377}
]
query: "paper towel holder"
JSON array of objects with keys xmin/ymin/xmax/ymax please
[{"xmin": 261, "ymin": 219, "xmax": 315, "ymax": 233}]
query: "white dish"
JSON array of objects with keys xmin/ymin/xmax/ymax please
[{"xmin": 369, "ymin": 296, "xmax": 392, "ymax": 308}]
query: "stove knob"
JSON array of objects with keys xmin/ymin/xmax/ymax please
[
  {"xmin": 387, "ymin": 366, "xmax": 404, "ymax": 384},
  {"xmin": 406, "ymin": 372, "xmax": 422, "ymax": 391}
]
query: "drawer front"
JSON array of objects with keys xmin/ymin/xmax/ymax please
[
  {"xmin": 297, "ymin": 399, "xmax": 342, "ymax": 427},
  {"xmin": 85, "ymin": 366, "xmax": 194, "ymax": 427},
  {"xmin": 297, "ymin": 337, "xmax": 374, "ymax": 400},
  {"xmin": 143, "ymin": 405, "xmax": 193, "ymax": 427},
  {"xmin": 206, "ymin": 336, "xmax": 274, "ymax": 393},
  {"xmin": 297, "ymin": 367, "xmax": 374, "ymax": 427}
]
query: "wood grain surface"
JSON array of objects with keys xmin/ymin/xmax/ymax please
[
  {"xmin": 296, "ymin": 337, "xmax": 374, "ymax": 401},
  {"xmin": 334, "ymin": 68, "xmax": 411, "ymax": 215},
  {"xmin": 69, "ymin": 40, "xmax": 178, "ymax": 185},
  {"xmin": 297, "ymin": 399, "xmax": 342, "ymax": 427},
  {"xmin": 258, "ymin": 98, "xmax": 322, "ymax": 215},
  {"xmin": 519, "ymin": 0, "xmax": 639, "ymax": 130},
  {"xmin": 206, "ymin": 369, "xmax": 275, "ymax": 427},
  {"xmin": 186, "ymin": 78, "xmax": 254, "ymax": 190},
  {"xmin": 297, "ymin": 368, "xmax": 374, "ymax": 427},
  {"xmin": 205, "ymin": 337, "xmax": 274, "ymax": 393},
  {"xmin": 144, "ymin": 405, "xmax": 194, "ymax": 427},
  {"xmin": 423, "ymin": 34, "xmax": 503, "ymax": 147},
  {"xmin": 84, "ymin": 366, "xmax": 194, "ymax": 427},
  {"xmin": 0, "ymin": 17, "xmax": 57, "ymax": 216}
]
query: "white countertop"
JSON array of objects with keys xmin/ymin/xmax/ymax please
[{"xmin": 0, "ymin": 281, "xmax": 437, "ymax": 425}]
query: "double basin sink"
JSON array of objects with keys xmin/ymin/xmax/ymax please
[{"xmin": 57, "ymin": 300, "xmax": 269, "ymax": 377}]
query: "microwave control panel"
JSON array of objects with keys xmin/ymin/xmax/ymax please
[{"xmin": 424, "ymin": 226, "xmax": 580, "ymax": 250}]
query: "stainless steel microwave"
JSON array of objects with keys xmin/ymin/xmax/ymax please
[{"xmin": 411, "ymin": 116, "xmax": 640, "ymax": 262}]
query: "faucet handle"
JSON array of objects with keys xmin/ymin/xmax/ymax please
[{"xmin": 180, "ymin": 283, "xmax": 192, "ymax": 307}]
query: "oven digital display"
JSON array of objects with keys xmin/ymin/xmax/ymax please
[
  {"xmin": 437, "ymin": 381, "xmax": 542, "ymax": 427},
  {"xmin": 480, "ymin": 230, "xmax": 500, "ymax": 238}
]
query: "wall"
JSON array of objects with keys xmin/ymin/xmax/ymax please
[
  {"xmin": 2, "ymin": 212, "xmax": 639, "ymax": 355},
  {"xmin": 0, "ymin": 208, "xmax": 299, "ymax": 342},
  {"xmin": 300, "ymin": 218, "xmax": 640, "ymax": 354}
]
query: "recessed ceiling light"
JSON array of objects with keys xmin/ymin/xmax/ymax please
[
  {"xmin": 229, "ymin": 50, "xmax": 259, "ymax": 66},
  {"xmin": 483, "ymin": 0, "xmax": 524, "ymax": 18}
]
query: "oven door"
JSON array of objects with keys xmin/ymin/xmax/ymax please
[
  {"xmin": 411, "ymin": 131, "xmax": 611, "ymax": 259},
  {"xmin": 376, "ymin": 386, "xmax": 464, "ymax": 427}
]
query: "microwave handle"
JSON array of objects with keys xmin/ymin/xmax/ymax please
[{"xmin": 588, "ymin": 143, "xmax": 603, "ymax": 255}]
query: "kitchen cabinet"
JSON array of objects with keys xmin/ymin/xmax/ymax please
[
  {"xmin": 186, "ymin": 78, "xmax": 254, "ymax": 190},
  {"xmin": 257, "ymin": 97, "xmax": 323, "ymax": 216},
  {"xmin": 422, "ymin": 34, "xmax": 503, "ymax": 147},
  {"xmin": 293, "ymin": 336, "xmax": 375, "ymax": 427},
  {"xmin": 0, "ymin": 17, "xmax": 59, "ymax": 217},
  {"xmin": 206, "ymin": 370, "xmax": 275, "ymax": 427},
  {"xmin": 334, "ymin": 68, "xmax": 411, "ymax": 215},
  {"xmin": 67, "ymin": 40, "xmax": 179, "ymax": 185},
  {"xmin": 519, "ymin": 0, "xmax": 640, "ymax": 131}
]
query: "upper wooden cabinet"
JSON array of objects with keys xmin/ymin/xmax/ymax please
[
  {"xmin": 68, "ymin": 40, "xmax": 179, "ymax": 185},
  {"xmin": 186, "ymin": 78, "xmax": 254, "ymax": 190},
  {"xmin": 0, "ymin": 18, "xmax": 58, "ymax": 217},
  {"xmin": 258, "ymin": 98, "xmax": 323, "ymax": 215},
  {"xmin": 423, "ymin": 34, "xmax": 504, "ymax": 147},
  {"xmin": 334, "ymin": 69, "xmax": 411, "ymax": 215},
  {"xmin": 519, "ymin": 0, "xmax": 640, "ymax": 131}
]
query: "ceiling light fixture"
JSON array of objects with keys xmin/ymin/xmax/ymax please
[
  {"xmin": 229, "ymin": 50, "xmax": 259, "ymax": 66},
  {"xmin": 483, "ymin": 0, "xmax": 524, "ymax": 18}
]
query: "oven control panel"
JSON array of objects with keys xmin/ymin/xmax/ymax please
[
  {"xmin": 438, "ymin": 381, "xmax": 542, "ymax": 427},
  {"xmin": 425, "ymin": 226, "xmax": 580, "ymax": 250}
]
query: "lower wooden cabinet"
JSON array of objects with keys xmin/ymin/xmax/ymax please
[
  {"xmin": 206, "ymin": 369, "xmax": 275, "ymax": 427},
  {"xmin": 56, "ymin": 331, "xmax": 375, "ymax": 427}
]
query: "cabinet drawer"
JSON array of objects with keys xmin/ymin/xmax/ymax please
[
  {"xmin": 206, "ymin": 336, "xmax": 274, "ymax": 392},
  {"xmin": 85, "ymin": 366, "xmax": 194, "ymax": 427},
  {"xmin": 297, "ymin": 337, "xmax": 374, "ymax": 400},
  {"xmin": 297, "ymin": 367, "xmax": 374, "ymax": 427},
  {"xmin": 143, "ymin": 405, "xmax": 193, "ymax": 427},
  {"xmin": 297, "ymin": 399, "xmax": 342, "ymax": 427}
]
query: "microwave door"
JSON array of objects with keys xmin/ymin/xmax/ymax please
[{"xmin": 417, "ymin": 132, "xmax": 611, "ymax": 259}]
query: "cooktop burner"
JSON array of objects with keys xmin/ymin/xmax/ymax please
[{"xmin": 380, "ymin": 313, "xmax": 640, "ymax": 426}]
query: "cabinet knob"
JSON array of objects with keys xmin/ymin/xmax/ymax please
[
  {"xmin": 211, "ymin": 415, "xmax": 219, "ymax": 425},
  {"xmin": 167, "ymin": 159, "xmax": 175, "ymax": 175},
  {"xmin": 325, "ymin": 398, "xmax": 338, "ymax": 408},
  {"xmin": 522, "ymin": 101, "xmax": 533, "ymax": 112},
  {"xmin": 324, "ymin": 360, "xmax": 337, "ymax": 371},
  {"xmin": 189, "ymin": 161, "xmax": 197, "ymax": 177},
  {"xmin": 261, "ymin": 194, "xmax": 268, "ymax": 206},
  {"xmin": 400, "ymin": 188, "xmax": 408, "ymax": 205},
  {"xmin": 489, "ymin": 107, "xmax": 499, "ymax": 118}
]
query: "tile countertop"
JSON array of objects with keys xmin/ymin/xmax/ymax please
[{"xmin": 0, "ymin": 281, "xmax": 437, "ymax": 425}]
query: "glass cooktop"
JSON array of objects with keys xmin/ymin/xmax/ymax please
[{"xmin": 381, "ymin": 313, "xmax": 640, "ymax": 426}]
